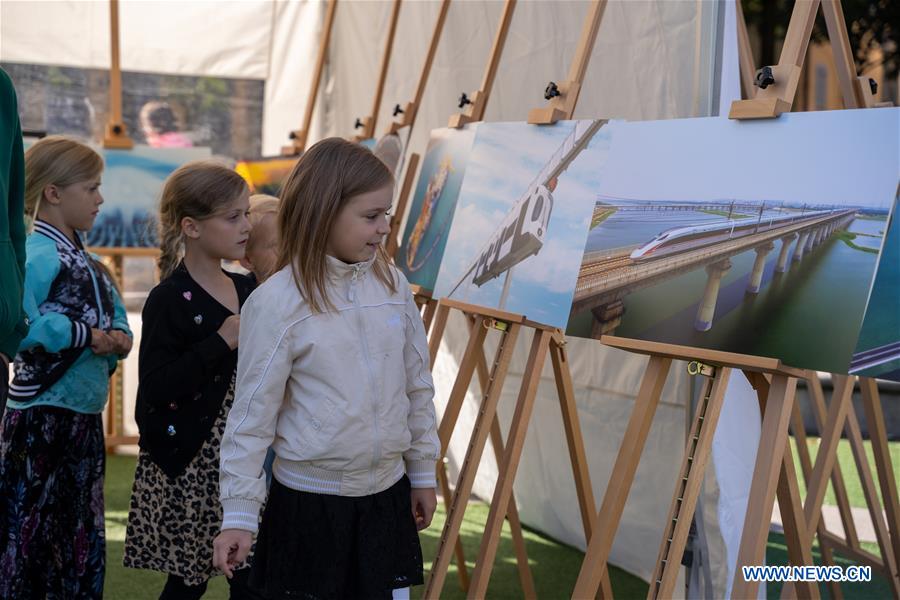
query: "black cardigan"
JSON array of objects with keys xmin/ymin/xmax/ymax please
[{"xmin": 135, "ymin": 263, "xmax": 255, "ymax": 478}]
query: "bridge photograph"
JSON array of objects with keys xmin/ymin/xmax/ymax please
[{"xmin": 562, "ymin": 108, "xmax": 898, "ymax": 375}]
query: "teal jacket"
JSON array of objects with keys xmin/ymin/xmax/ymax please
[
  {"xmin": 9, "ymin": 221, "xmax": 132, "ymax": 414},
  {"xmin": 0, "ymin": 68, "xmax": 28, "ymax": 359}
]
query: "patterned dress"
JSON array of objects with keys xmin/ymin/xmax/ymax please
[
  {"xmin": 0, "ymin": 406, "xmax": 106, "ymax": 599},
  {"xmin": 123, "ymin": 379, "xmax": 245, "ymax": 585}
]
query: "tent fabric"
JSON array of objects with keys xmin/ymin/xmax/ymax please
[
  {"xmin": 0, "ymin": 1, "xmax": 274, "ymax": 79},
  {"xmin": 8, "ymin": 1, "xmax": 751, "ymax": 594}
]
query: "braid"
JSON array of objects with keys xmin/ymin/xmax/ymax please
[{"xmin": 157, "ymin": 220, "xmax": 183, "ymax": 280}]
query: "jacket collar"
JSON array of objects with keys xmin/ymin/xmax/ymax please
[
  {"xmin": 33, "ymin": 219, "xmax": 83, "ymax": 251},
  {"xmin": 325, "ymin": 254, "xmax": 376, "ymax": 282}
]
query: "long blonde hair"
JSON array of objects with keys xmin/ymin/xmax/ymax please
[
  {"xmin": 277, "ymin": 137, "xmax": 397, "ymax": 312},
  {"xmin": 157, "ymin": 161, "xmax": 249, "ymax": 279},
  {"xmin": 24, "ymin": 136, "xmax": 103, "ymax": 229}
]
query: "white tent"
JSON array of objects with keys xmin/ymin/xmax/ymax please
[{"xmin": 2, "ymin": 2, "xmax": 759, "ymax": 595}]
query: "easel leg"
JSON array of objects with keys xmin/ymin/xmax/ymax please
[
  {"xmin": 801, "ymin": 376, "xmax": 854, "ymax": 543},
  {"xmin": 548, "ymin": 335, "xmax": 612, "ymax": 600},
  {"xmin": 572, "ymin": 356, "xmax": 673, "ymax": 598},
  {"xmin": 467, "ymin": 330, "xmax": 552, "ymax": 598},
  {"xmin": 859, "ymin": 377, "xmax": 900, "ymax": 581},
  {"xmin": 424, "ymin": 323, "xmax": 521, "ymax": 599},
  {"xmin": 437, "ymin": 317, "xmax": 489, "ymax": 449},
  {"xmin": 778, "ymin": 439, "xmax": 821, "ymax": 600},
  {"xmin": 649, "ymin": 367, "xmax": 732, "ymax": 599},
  {"xmin": 422, "ymin": 299, "xmax": 438, "ymax": 335},
  {"xmin": 467, "ymin": 315, "xmax": 536, "ymax": 598},
  {"xmin": 731, "ymin": 374, "xmax": 798, "ymax": 599},
  {"xmin": 843, "ymin": 391, "xmax": 900, "ymax": 596},
  {"xmin": 789, "ymin": 390, "xmax": 843, "ymax": 600},
  {"xmin": 744, "ymin": 371, "xmax": 820, "ymax": 600},
  {"xmin": 436, "ymin": 463, "xmax": 470, "ymax": 592},
  {"xmin": 806, "ymin": 375, "xmax": 860, "ymax": 548},
  {"xmin": 779, "ymin": 375, "xmax": 854, "ymax": 600},
  {"xmin": 428, "ymin": 303, "xmax": 451, "ymax": 367}
]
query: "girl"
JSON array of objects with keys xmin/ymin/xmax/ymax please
[
  {"xmin": 214, "ymin": 138, "xmax": 440, "ymax": 599},
  {"xmin": 0, "ymin": 136, "xmax": 133, "ymax": 598},
  {"xmin": 239, "ymin": 193, "xmax": 280, "ymax": 286},
  {"xmin": 123, "ymin": 161, "xmax": 260, "ymax": 599}
]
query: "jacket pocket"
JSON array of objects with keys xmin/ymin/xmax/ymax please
[{"xmin": 294, "ymin": 397, "xmax": 339, "ymax": 457}]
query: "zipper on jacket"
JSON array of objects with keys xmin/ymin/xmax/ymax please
[
  {"xmin": 350, "ymin": 266, "xmax": 381, "ymax": 493},
  {"xmin": 84, "ymin": 250, "xmax": 106, "ymax": 328}
]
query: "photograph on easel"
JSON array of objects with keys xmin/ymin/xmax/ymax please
[
  {"xmin": 234, "ymin": 156, "xmax": 298, "ymax": 197},
  {"xmin": 396, "ymin": 125, "xmax": 477, "ymax": 290},
  {"xmin": 566, "ymin": 107, "xmax": 899, "ymax": 375},
  {"xmin": 432, "ymin": 119, "xmax": 610, "ymax": 329},
  {"xmin": 85, "ymin": 146, "xmax": 212, "ymax": 247},
  {"xmin": 370, "ymin": 125, "xmax": 411, "ymax": 178},
  {"xmin": 850, "ymin": 188, "xmax": 900, "ymax": 381}
]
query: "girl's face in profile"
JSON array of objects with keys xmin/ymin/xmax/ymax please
[
  {"xmin": 50, "ymin": 175, "xmax": 104, "ymax": 233},
  {"xmin": 327, "ymin": 184, "xmax": 393, "ymax": 264},
  {"xmin": 184, "ymin": 190, "xmax": 252, "ymax": 261}
]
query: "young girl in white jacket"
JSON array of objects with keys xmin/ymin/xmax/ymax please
[{"xmin": 214, "ymin": 138, "xmax": 439, "ymax": 599}]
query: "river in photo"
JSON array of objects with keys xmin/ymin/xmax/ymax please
[{"xmin": 568, "ymin": 205, "xmax": 886, "ymax": 373}]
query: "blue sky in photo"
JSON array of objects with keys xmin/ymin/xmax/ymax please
[{"xmin": 595, "ymin": 107, "xmax": 898, "ymax": 209}]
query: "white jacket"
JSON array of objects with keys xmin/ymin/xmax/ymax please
[{"xmin": 219, "ymin": 255, "xmax": 439, "ymax": 533}]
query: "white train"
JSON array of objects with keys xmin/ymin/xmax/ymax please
[
  {"xmin": 629, "ymin": 208, "xmax": 838, "ymax": 261},
  {"xmin": 473, "ymin": 184, "xmax": 553, "ymax": 286}
]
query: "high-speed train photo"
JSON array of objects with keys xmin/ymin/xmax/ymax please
[
  {"xmin": 472, "ymin": 183, "xmax": 554, "ymax": 286},
  {"xmin": 629, "ymin": 208, "xmax": 846, "ymax": 261}
]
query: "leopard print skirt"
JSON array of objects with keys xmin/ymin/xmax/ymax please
[{"xmin": 123, "ymin": 383, "xmax": 240, "ymax": 585}]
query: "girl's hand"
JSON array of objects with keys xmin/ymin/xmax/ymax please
[
  {"xmin": 217, "ymin": 315, "xmax": 241, "ymax": 350},
  {"xmin": 108, "ymin": 330, "xmax": 133, "ymax": 356},
  {"xmin": 212, "ymin": 529, "xmax": 253, "ymax": 578},
  {"xmin": 411, "ymin": 487, "xmax": 437, "ymax": 531},
  {"xmin": 90, "ymin": 329, "xmax": 116, "ymax": 355}
]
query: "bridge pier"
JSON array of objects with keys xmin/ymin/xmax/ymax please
[
  {"xmin": 805, "ymin": 229, "xmax": 816, "ymax": 251},
  {"xmin": 793, "ymin": 231, "xmax": 811, "ymax": 262},
  {"xmin": 747, "ymin": 242, "xmax": 775, "ymax": 293},
  {"xmin": 590, "ymin": 300, "xmax": 625, "ymax": 337},
  {"xmin": 776, "ymin": 233, "xmax": 798, "ymax": 273},
  {"xmin": 695, "ymin": 259, "xmax": 732, "ymax": 332}
]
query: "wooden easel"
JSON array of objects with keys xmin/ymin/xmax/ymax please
[
  {"xmin": 570, "ymin": 340, "xmax": 822, "ymax": 599},
  {"xmin": 384, "ymin": 0, "xmax": 451, "ymax": 137},
  {"xmin": 446, "ymin": 0, "xmax": 517, "ymax": 129},
  {"xmin": 422, "ymin": 3, "xmax": 613, "ymax": 598},
  {"xmin": 352, "ymin": 0, "xmax": 402, "ymax": 143},
  {"xmin": 401, "ymin": 0, "xmax": 517, "ymax": 297},
  {"xmin": 281, "ymin": 0, "xmax": 338, "ymax": 155},
  {"xmin": 90, "ymin": 247, "xmax": 160, "ymax": 450},
  {"xmin": 96, "ymin": 0, "xmax": 142, "ymax": 449},
  {"xmin": 787, "ymin": 374, "xmax": 900, "ymax": 599},
  {"xmin": 380, "ymin": 0, "xmax": 453, "ymax": 261},
  {"xmin": 103, "ymin": 0, "xmax": 133, "ymax": 149},
  {"xmin": 423, "ymin": 299, "xmax": 598, "ymax": 599},
  {"xmin": 572, "ymin": 1, "xmax": 899, "ymax": 598},
  {"xmin": 403, "ymin": 1, "xmax": 527, "ymax": 590},
  {"xmin": 735, "ymin": 2, "xmax": 899, "ymax": 596},
  {"xmin": 729, "ymin": 0, "xmax": 880, "ymax": 119}
]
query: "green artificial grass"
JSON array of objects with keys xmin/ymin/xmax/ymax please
[
  {"xmin": 765, "ymin": 532, "xmax": 892, "ymax": 598},
  {"xmin": 790, "ymin": 437, "xmax": 900, "ymax": 509},
  {"xmin": 104, "ymin": 448, "xmax": 897, "ymax": 599}
]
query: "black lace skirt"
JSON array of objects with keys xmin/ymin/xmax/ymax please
[{"xmin": 250, "ymin": 474, "xmax": 424, "ymax": 599}]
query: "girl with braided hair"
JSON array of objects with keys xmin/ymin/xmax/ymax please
[{"xmin": 123, "ymin": 161, "xmax": 261, "ymax": 599}]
